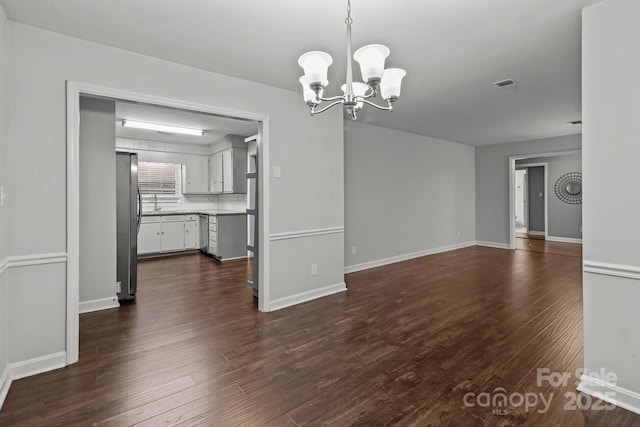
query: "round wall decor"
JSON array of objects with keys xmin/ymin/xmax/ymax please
[{"xmin": 554, "ymin": 172, "xmax": 582, "ymax": 204}]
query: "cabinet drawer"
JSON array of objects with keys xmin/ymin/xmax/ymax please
[
  {"xmin": 208, "ymin": 216, "xmax": 217, "ymax": 224},
  {"xmin": 209, "ymin": 223, "xmax": 217, "ymax": 232},
  {"xmin": 185, "ymin": 214, "xmax": 197, "ymax": 221},
  {"xmin": 162, "ymin": 215, "xmax": 185, "ymax": 222},
  {"xmin": 209, "ymin": 230, "xmax": 217, "ymax": 242},
  {"xmin": 141, "ymin": 216, "xmax": 160, "ymax": 224}
]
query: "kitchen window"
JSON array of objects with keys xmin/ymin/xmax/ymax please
[{"xmin": 138, "ymin": 161, "xmax": 181, "ymax": 200}]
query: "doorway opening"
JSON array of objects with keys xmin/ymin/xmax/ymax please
[
  {"xmin": 508, "ymin": 150, "xmax": 582, "ymax": 251},
  {"xmin": 514, "ymin": 162, "xmax": 547, "ymax": 240},
  {"xmin": 67, "ymin": 81, "xmax": 270, "ymax": 365}
]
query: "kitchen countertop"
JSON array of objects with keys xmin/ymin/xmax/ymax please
[{"xmin": 142, "ymin": 209, "xmax": 246, "ymax": 217}]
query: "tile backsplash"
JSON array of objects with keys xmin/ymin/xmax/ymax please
[
  {"xmin": 142, "ymin": 193, "xmax": 246, "ymax": 213},
  {"xmin": 217, "ymin": 194, "xmax": 247, "ymax": 211}
]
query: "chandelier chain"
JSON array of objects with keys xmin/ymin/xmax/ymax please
[{"xmin": 345, "ymin": 0, "xmax": 353, "ymax": 25}]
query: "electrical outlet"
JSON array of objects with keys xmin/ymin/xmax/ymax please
[
  {"xmin": 0, "ymin": 186, "xmax": 6, "ymax": 207},
  {"xmin": 457, "ymin": 230, "xmax": 461, "ymax": 237},
  {"xmin": 116, "ymin": 281, "xmax": 122, "ymax": 293},
  {"xmin": 311, "ymin": 264, "xmax": 318, "ymax": 276},
  {"xmin": 351, "ymin": 246, "xmax": 357, "ymax": 255}
]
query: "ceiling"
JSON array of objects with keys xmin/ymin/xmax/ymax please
[
  {"xmin": 115, "ymin": 101, "xmax": 258, "ymax": 145},
  {"xmin": 0, "ymin": 0, "xmax": 600, "ymax": 146}
]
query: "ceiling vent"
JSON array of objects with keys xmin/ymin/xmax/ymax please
[
  {"xmin": 493, "ymin": 78, "xmax": 517, "ymax": 88},
  {"xmin": 568, "ymin": 120, "xmax": 582, "ymax": 125}
]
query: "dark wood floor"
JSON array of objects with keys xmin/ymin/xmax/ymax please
[
  {"xmin": 1, "ymin": 246, "xmax": 639, "ymax": 426},
  {"xmin": 516, "ymin": 236, "xmax": 582, "ymax": 258}
]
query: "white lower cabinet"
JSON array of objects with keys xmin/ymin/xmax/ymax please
[
  {"xmin": 184, "ymin": 219, "xmax": 197, "ymax": 249},
  {"xmin": 138, "ymin": 220, "xmax": 161, "ymax": 254},
  {"xmin": 138, "ymin": 215, "xmax": 199, "ymax": 255},
  {"xmin": 160, "ymin": 220, "xmax": 185, "ymax": 252},
  {"xmin": 207, "ymin": 214, "xmax": 247, "ymax": 259}
]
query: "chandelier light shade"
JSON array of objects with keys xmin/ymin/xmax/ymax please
[
  {"xmin": 298, "ymin": 51, "xmax": 333, "ymax": 86},
  {"xmin": 300, "ymin": 76, "xmax": 326, "ymax": 105},
  {"xmin": 353, "ymin": 44, "xmax": 390, "ymax": 84},
  {"xmin": 380, "ymin": 68, "xmax": 407, "ymax": 101},
  {"xmin": 297, "ymin": 0, "xmax": 406, "ymax": 120}
]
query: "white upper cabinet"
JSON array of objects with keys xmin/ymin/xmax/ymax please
[
  {"xmin": 217, "ymin": 147, "xmax": 247, "ymax": 193},
  {"xmin": 222, "ymin": 149, "xmax": 233, "ymax": 193},
  {"xmin": 181, "ymin": 157, "xmax": 209, "ymax": 194},
  {"xmin": 208, "ymin": 135, "xmax": 247, "ymax": 194},
  {"xmin": 209, "ymin": 152, "xmax": 224, "ymax": 194}
]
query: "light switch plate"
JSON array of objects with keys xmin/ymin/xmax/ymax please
[
  {"xmin": 274, "ymin": 166, "xmax": 281, "ymax": 178},
  {"xmin": 0, "ymin": 186, "xmax": 6, "ymax": 207}
]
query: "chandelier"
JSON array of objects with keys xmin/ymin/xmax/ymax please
[{"xmin": 297, "ymin": 0, "xmax": 406, "ymax": 120}]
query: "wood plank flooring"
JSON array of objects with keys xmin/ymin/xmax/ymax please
[
  {"xmin": 1, "ymin": 246, "xmax": 639, "ymax": 426},
  {"xmin": 516, "ymin": 236, "xmax": 582, "ymax": 258}
]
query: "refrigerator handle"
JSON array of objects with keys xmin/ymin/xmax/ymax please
[{"xmin": 137, "ymin": 185, "xmax": 142, "ymax": 234}]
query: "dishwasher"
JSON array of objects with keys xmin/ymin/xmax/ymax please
[{"xmin": 199, "ymin": 215, "xmax": 209, "ymax": 253}]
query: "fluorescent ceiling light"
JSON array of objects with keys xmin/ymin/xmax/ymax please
[{"xmin": 121, "ymin": 119, "xmax": 204, "ymax": 136}]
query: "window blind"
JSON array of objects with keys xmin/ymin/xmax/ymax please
[{"xmin": 138, "ymin": 161, "xmax": 181, "ymax": 196}]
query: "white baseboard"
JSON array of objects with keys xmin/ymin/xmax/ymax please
[
  {"xmin": 345, "ymin": 241, "xmax": 476, "ymax": 274},
  {"xmin": 475, "ymin": 241, "xmax": 511, "ymax": 250},
  {"xmin": 270, "ymin": 282, "xmax": 347, "ymax": 311},
  {"xmin": 546, "ymin": 236, "xmax": 583, "ymax": 244},
  {"xmin": 218, "ymin": 255, "xmax": 249, "ymax": 261},
  {"xmin": 527, "ymin": 231, "xmax": 545, "ymax": 236},
  {"xmin": 578, "ymin": 374, "xmax": 640, "ymax": 415},
  {"xmin": 0, "ymin": 352, "xmax": 69, "ymax": 409},
  {"xmin": 9, "ymin": 351, "xmax": 67, "ymax": 381},
  {"xmin": 79, "ymin": 296, "xmax": 119, "ymax": 314},
  {"xmin": 0, "ymin": 365, "xmax": 11, "ymax": 410}
]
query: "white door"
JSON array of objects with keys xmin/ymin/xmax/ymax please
[
  {"xmin": 161, "ymin": 222, "xmax": 185, "ymax": 252},
  {"xmin": 222, "ymin": 149, "xmax": 233, "ymax": 193},
  {"xmin": 183, "ymin": 157, "xmax": 209, "ymax": 193},
  {"xmin": 209, "ymin": 153, "xmax": 224, "ymax": 194},
  {"xmin": 184, "ymin": 221, "xmax": 197, "ymax": 249},
  {"xmin": 138, "ymin": 222, "xmax": 161, "ymax": 254}
]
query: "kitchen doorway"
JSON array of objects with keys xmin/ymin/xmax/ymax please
[{"xmin": 67, "ymin": 82, "xmax": 270, "ymax": 365}]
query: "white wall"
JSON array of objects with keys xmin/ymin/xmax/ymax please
[
  {"xmin": 0, "ymin": 3, "xmax": 9, "ymax": 407},
  {"xmin": 5, "ymin": 22, "xmax": 343, "ymax": 372},
  {"xmin": 344, "ymin": 121, "xmax": 476, "ymax": 271},
  {"xmin": 475, "ymin": 134, "xmax": 581, "ymax": 246},
  {"xmin": 79, "ymin": 97, "xmax": 118, "ymax": 306},
  {"xmin": 581, "ymin": 0, "xmax": 640, "ymax": 412}
]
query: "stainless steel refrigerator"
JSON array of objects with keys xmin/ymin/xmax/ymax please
[{"xmin": 116, "ymin": 152, "xmax": 141, "ymax": 301}]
